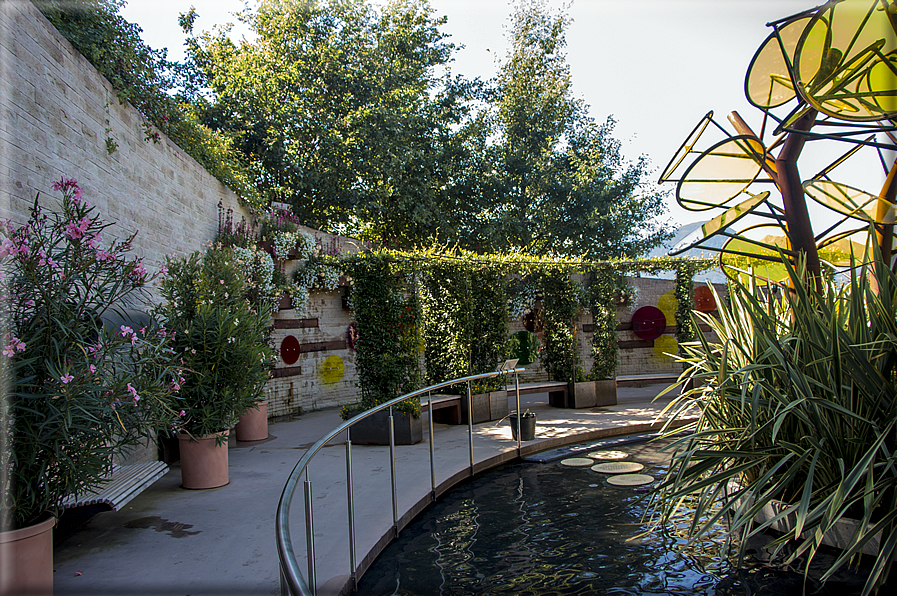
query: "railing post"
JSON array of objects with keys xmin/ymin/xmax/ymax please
[
  {"xmin": 304, "ymin": 478, "xmax": 316, "ymax": 596},
  {"xmin": 428, "ymin": 391, "xmax": 436, "ymax": 500},
  {"xmin": 389, "ymin": 406, "xmax": 398, "ymax": 537},
  {"xmin": 467, "ymin": 380, "xmax": 474, "ymax": 475},
  {"xmin": 345, "ymin": 431, "xmax": 356, "ymax": 590},
  {"xmin": 515, "ymin": 369, "xmax": 522, "ymax": 452}
]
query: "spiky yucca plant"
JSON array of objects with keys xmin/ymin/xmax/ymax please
[{"xmin": 652, "ymin": 254, "xmax": 897, "ymax": 595}]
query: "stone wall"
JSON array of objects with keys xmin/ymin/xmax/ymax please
[{"xmin": 0, "ymin": 0, "xmax": 249, "ymax": 275}]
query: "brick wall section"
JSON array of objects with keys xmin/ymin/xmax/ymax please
[{"xmin": 0, "ymin": 0, "xmax": 249, "ymax": 275}]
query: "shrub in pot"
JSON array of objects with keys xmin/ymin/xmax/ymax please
[
  {"xmin": 0, "ymin": 179, "xmax": 183, "ymax": 591},
  {"xmin": 340, "ymin": 254, "xmax": 421, "ymax": 443},
  {"xmin": 156, "ymin": 246, "xmax": 275, "ymax": 487},
  {"xmin": 652, "ymin": 256, "xmax": 897, "ymax": 596},
  {"xmin": 420, "ymin": 258, "xmax": 509, "ymax": 423}
]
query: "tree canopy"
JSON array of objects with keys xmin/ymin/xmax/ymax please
[
  {"xmin": 44, "ymin": 0, "xmax": 672, "ymax": 258},
  {"xmin": 475, "ymin": 0, "xmax": 671, "ymax": 259}
]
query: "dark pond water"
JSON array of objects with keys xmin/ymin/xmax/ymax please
[{"xmin": 357, "ymin": 440, "xmax": 873, "ymax": 595}]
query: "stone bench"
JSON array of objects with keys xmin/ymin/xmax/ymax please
[{"xmin": 422, "ymin": 395, "xmax": 463, "ymax": 425}]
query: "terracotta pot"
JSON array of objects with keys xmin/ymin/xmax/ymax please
[
  {"xmin": 0, "ymin": 512, "xmax": 55, "ymax": 596},
  {"xmin": 235, "ymin": 401, "xmax": 268, "ymax": 442},
  {"xmin": 176, "ymin": 430, "xmax": 229, "ymax": 489}
]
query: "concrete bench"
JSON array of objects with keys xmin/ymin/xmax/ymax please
[
  {"xmin": 59, "ymin": 461, "xmax": 168, "ymax": 511},
  {"xmin": 505, "ymin": 381, "xmax": 569, "ymax": 408},
  {"xmin": 616, "ymin": 374, "xmax": 684, "ymax": 387},
  {"xmin": 422, "ymin": 395, "xmax": 463, "ymax": 424}
]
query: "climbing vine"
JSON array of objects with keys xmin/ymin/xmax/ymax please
[
  {"xmin": 342, "ymin": 254, "xmax": 421, "ymax": 418},
  {"xmin": 588, "ymin": 267, "xmax": 618, "ymax": 379}
]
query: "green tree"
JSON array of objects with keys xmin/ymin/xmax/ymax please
[
  {"xmin": 471, "ymin": 0, "xmax": 671, "ymax": 259},
  {"xmin": 184, "ymin": 0, "xmax": 471, "ymax": 247}
]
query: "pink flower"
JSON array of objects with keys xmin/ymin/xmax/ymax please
[
  {"xmin": 179, "ymin": 410, "xmax": 185, "ymax": 417},
  {"xmin": 3, "ymin": 335, "xmax": 25, "ymax": 357},
  {"xmin": 128, "ymin": 261, "xmax": 147, "ymax": 279},
  {"xmin": 0, "ymin": 237, "xmax": 14, "ymax": 259},
  {"xmin": 159, "ymin": 265, "xmax": 168, "ymax": 277},
  {"xmin": 64, "ymin": 217, "xmax": 90, "ymax": 240},
  {"xmin": 89, "ymin": 364, "xmax": 97, "ymax": 373},
  {"xmin": 139, "ymin": 327, "xmax": 146, "ymax": 337},
  {"xmin": 126, "ymin": 382, "xmax": 140, "ymax": 405},
  {"xmin": 52, "ymin": 178, "xmax": 82, "ymax": 201},
  {"xmin": 60, "ymin": 373, "xmax": 74, "ymax": 384},
  {"xmin": 86, "ymin": 232, "xmax": 102, "ymax": 249},
  {"xmin": 96, "ymin": 249, "xmax": 116, "ymax": 262},
  {"xmin": 120, "ymin": 325, "xmax": 133, "ymax": 338}
]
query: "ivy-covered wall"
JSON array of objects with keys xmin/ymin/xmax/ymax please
[{"xmin": 264, "ymin": 270, "xmax": 725, "ymax": 417}]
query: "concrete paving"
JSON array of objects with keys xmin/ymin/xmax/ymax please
[{"xmin": 51, "ymin": 383, "xmax": 694, "ymax": 596}]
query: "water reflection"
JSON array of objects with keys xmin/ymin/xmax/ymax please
[{"xmin": 358, "ymin": 442, "xmax": 870, "ymax": 595}]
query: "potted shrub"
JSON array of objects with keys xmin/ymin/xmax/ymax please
[
  {"xmin": 157, "ymin": 246, "xmax": 275, "ymax": 488},
  {"xmin": 540, "ymin": 268, "xmax": 601, "ymax": 408},
  {"xmin": 341, "ymin": 254, "xmax": 422, "ymax": 444},
  {"xmin": 420, "ymin": 259, "xmax": 509, "ymax": 423},
  {"xmin": 0, "ymin": 179, "xmax": 183, "ymax": 593},
  {"xmin": 587, "ymin": 269, "xmax": 619, "ymax": 407},
  {"xmin": 653, "ymin": 256, "xmax": 897, "ymax": 595}
]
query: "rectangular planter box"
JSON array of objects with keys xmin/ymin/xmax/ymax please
[
  {"xmin": 569, "ymin": 381, "xmax": 597, "ymax": 408},
  {"xmin": 595, "ymin": 378, "xmax": 618, "ymax": 406},
  {"xmin": 550, "ymin": 380, "xmax": 618, "ymax": 408},
  {"xmin": 461, "ymin": 392, "xmax": 507, "ymax": 424},
  {"xmin": 347, "ymin": 410, "xmax": 422, "ymax": 445}
]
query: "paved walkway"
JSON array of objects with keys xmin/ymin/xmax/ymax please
[{"xmin": 52, "ymin": 383, "xmax": 693, "ymax": 596}]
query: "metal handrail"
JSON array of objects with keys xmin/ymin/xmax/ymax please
[{"xmin": 275, "ymin": 368, "xmax": 526, "ymax": 596}]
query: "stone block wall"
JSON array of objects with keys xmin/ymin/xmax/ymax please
[{"xmin": 0, "ymin": 0, "xmax": 248, "ymax": 276}]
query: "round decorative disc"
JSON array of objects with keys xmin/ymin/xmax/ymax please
[
  {"xmin": 586, "ymin": 450, "xmax": 628, "ymax": 461},
  {"xmin": 607, "ymin": 474, "xmax": 655, "ymax": 487},
  {"xmin": 591, "ymin": 462, "xmax": 645, "ymax": 474},
  {"xmin": 560, "ymin": 457, "xmax": 595, "ymax": 467},
  {"xmin": 631, "ymin": 306, "xmax": 667, "ymax": 341}
]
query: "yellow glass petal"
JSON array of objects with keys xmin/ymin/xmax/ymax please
[
  {"xmin": 720, "ymin": 224, "xmax": 791, "ymax": 285},
  {"xmin": 794, "ymin": 0, "xmax": 897, "ymax": 121},
  {"xmin": 658, "ymin": 111, "xmax": 712, "ymax": 183},
  {"xmin": 804, "ymin": 180, "xmax": 897, "ymax": 224},
  {"xmin": 676, "ymin": 136, "xmax": 766, "ymax": 211},
  {"xmin": 746, "ymin": 17, "xmax": 811, "ymax": 109},
  {"xmin": 668, "ymin": 192, "xmax": 771, "ymax": 256}
]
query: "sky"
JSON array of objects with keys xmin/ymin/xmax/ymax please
[{"xmin": 120, "ymin": 0, "xmax": 878, "ymax": 232}]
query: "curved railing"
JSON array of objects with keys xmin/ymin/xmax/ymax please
[{"xmin": 276, "ymin": 367, "xmax": 526, "ymax": 596}]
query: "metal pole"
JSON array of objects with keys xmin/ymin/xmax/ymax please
[
  {"xmin": 389, "ymin": 406, "xmax": 398, "ymax": 537},
  {"xmin": 467, "ymin": 380, "xmax": 474, "ymax": 475},
  {"xmin": 515, "ymin": 369, "xmax": 521, "ymax": 452},
  {"xmin": 345, "ymin": 433, "xmax": 356, "ymax": 589},
  {"xmin": 427, "ymin": 391, "xmax": 436, "ymax": 500},
  {"xmin": 304, "ymin": 479, "xmax": 316, "ymax": 596}
]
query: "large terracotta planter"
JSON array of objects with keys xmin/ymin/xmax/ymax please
[
  {"xmin": 0, "ymin": 512, "xmax": 55, "ymax": 596},
  {"xmin": 177, "ymin": 430, "xmax": 229, "ymax": 489},
  {"xmin": 235, "ymin": 400, "xmax": 268, "ymax": 442}
]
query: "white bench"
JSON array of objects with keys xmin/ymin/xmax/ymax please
[{"xmin": 60, "ymin": 461, "xmax": 169, "ymax": 511}]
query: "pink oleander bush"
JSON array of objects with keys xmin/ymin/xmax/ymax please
[{"xmin": 0, "ymin": 179, "xmax": 183, "ymax": 530}]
